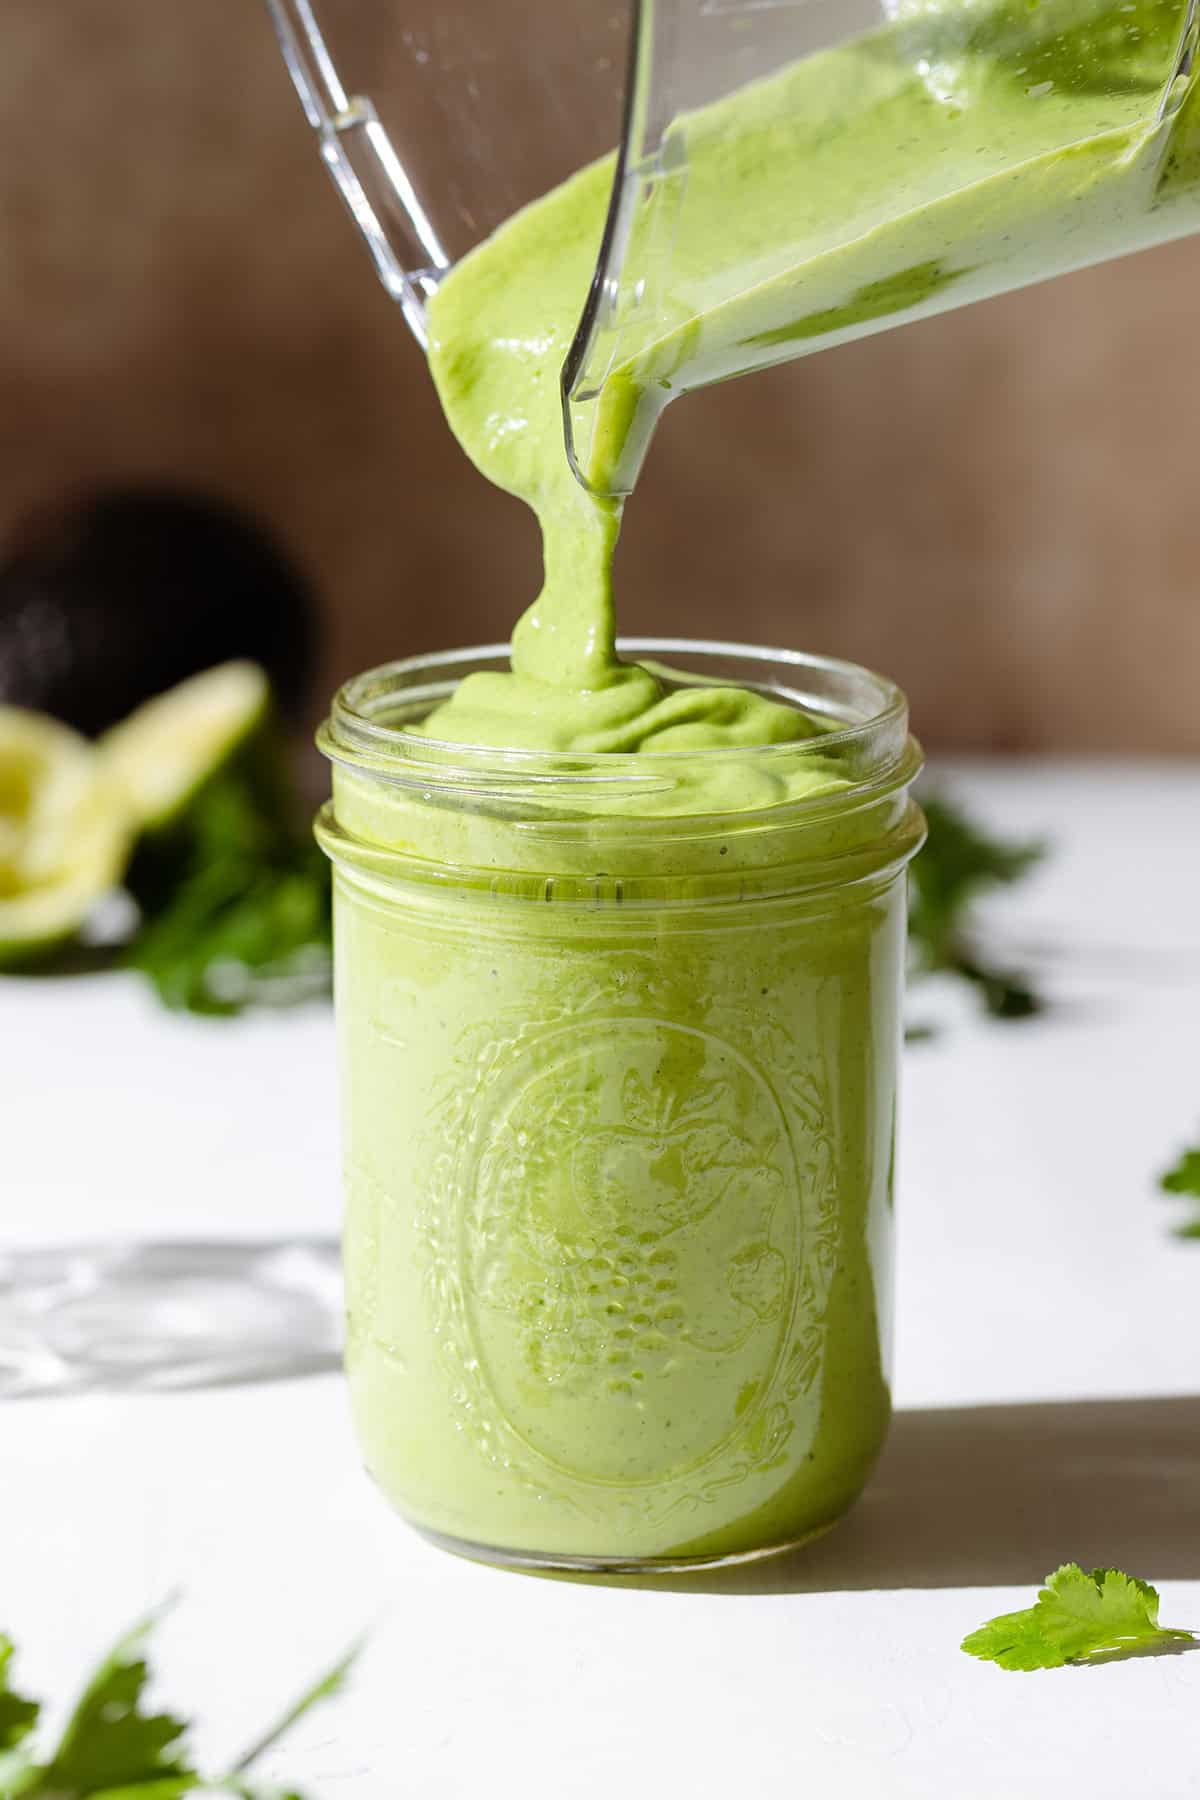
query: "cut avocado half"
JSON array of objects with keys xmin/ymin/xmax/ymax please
[
  {"xmin": 0, "ymin": 707, "xmax": 131, "ymax": 965},
  {"xmin": 99, "ymin": 660, "xmax": 272, "ymax": 834}
]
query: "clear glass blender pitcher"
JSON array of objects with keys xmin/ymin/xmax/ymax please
[{"xmin": 266, "ymin": 0, "xmax": 1200, "ymax": 496}]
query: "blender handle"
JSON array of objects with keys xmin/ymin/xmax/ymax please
[
  {"xmin": 264, "ymin": 0, "xmax": 664, "ymax": 486},
  {"xmin": 263, "ymin": 0, "xmax": 450, "ymax": 343}
]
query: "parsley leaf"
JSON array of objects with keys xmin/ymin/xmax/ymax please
[
  {"xmin": 1158, "ymin": 1144, "xmax": 1200, "ymax": 1240},
  {"xmin": 127, "ymin": 844, "xmax": 331, "ymax": 1017},
  {"xmin": 0, "ymin": 1639, "xmax": 39, "ymax": 1753},
  {"xmin": 0, "ymin": 1607, "xmax": 356, "ymax": 1800},
  {"xmin": 910, "ymin": 792, "xmax": 1045, "ymax": 1019},
  {"xmin": 1163, "ymin": 1149, "xmax": 1200, "ymax": 1195},
  {"xmin": 962, "ymin": 1564, "xmax": 1197, "ymax": 1670},
  {"xmin": 37, "ymin": 1612, "xmax": 193, "ymax": 1797},
  {"xmin": 0, "ymin": 1635, "xmax": 40, "ymax": 1796}
]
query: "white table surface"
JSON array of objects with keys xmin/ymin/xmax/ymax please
[{"xmin": 2, "ymin": 759, "xmax": 1199, "ymax": 1798}]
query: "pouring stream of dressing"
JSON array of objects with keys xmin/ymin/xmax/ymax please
[{"xmin": 419, "ymin": 0, "xmax": 1200, "ymax": 767}]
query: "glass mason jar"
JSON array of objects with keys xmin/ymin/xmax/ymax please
[{"xmin": 317, "ymin": 640, "xmax": 924, "ymax": 1572}]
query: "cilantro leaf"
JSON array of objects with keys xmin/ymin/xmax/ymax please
[
  {"xmin": 223, "ymin": 1788, "xmax": 306, "ymax": 1800},
  {"xmin": 79, "ymin": 1784, "xmax": 196, "ymax": 1800},
  {"xmin": 38, "ymin": 1612, "xmax": 195, "ymax": 1797},
  {"xmin": 128, "ymin": 845, "xmax": 331, "ymax": 1017},
  {"xmin": 0, "ymin": 1635, "xmax": 40, "ymax": 1797},
  {"xmin": 0, "ymin": 1638, "xmax": 39, "ymax": 1754},
  {"xmin": 910, "ymin": 792, "xmax": 1045, "ymax": 1020},
  {"xmin": 963, "ymin": 1564, "xmax": 1197, "ymax": 1670},
  {"xmin": 90, "ymin": 1787, "xmax": 297, "ymax": 1800},
  {"xmin": 124, "ymin": 742, "xmax": 331, "ymax": 1018},
  {"xmin": 911, "ymin": 792, "xmax": 1044, "ymax": 946},
  {"xmin": 1162, "ymin": 1149, "xmax": 1200, "ymax": 1196},
  {"xmin": 1158, "ymin": 1144, "xmax": 1200, "ymax": 1240},
  {"xmin": 0, "ymin": 1607, "xmax": 357, "ymax": 1800},
  {"xmin": 935, "ymin": 948, "xmax": 1042, "ymax": 1021}
]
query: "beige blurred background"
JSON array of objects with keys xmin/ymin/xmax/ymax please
[{"xmin": 3, "ymin": 1, "xmax": 1199, "ymax": 751}]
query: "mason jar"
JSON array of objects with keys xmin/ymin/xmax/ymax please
[{"xmin": 317, "ymin": 640, "xmax": 924, "ymax": 1571}]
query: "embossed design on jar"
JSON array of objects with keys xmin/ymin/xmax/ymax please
[{"xmin": 459, "ymin": 1018, "xmax": 800, "ymax": 1486}]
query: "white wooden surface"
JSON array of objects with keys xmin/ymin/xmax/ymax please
[{"xmin": 2, "ymin": 760, "xmax": 1198, "ymax": 1798}]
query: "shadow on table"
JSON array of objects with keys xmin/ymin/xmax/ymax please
[
  {"xmin": 613, "ymin": 1395, "xmax": 1200, "ymax": 1595},
  {"xmin": 0, "ymin": 1238, "xmax": 342, "ymax": 1399}
]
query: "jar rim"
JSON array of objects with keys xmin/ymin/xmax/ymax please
[
  {"xmin": 319, "ymin": 639, "xmax": 924, "ymax": 897},
  {"xmin": 320, "ymin": 638, "xmax": 914, "ymax": 804}
]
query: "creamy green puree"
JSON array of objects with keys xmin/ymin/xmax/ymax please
[
  {"xmin": 421, "ymin": 0, "xmax": 1200, "ymax": 757},
  {"xmin": 334, "ymin": 0, "xmax": 1195, "ymax": 1562}
]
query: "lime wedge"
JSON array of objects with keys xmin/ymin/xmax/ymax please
[
  {"xmin": 99, "ymin": 659, "xmax": 271, "ymax": 831},
  {"xmin": 0, "ymin": 708, "xmax": 131, "ymax": 964}
]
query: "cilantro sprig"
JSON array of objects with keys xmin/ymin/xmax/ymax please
[
  {"xmin": 910, "ymin": 792, "xmax": 1046, "ymax": 1019},
  {"xmin": 963, "ymin": 1564, "xmax": 1197, "ymax": 1671},
  {"xmin": 0, "ymin": 1607, "xmax": 354, "ymax": 1800},
  {"xmin": 121, "ymin": 707, "xmax": 331, "ymax": 1019},
  {"xmin": 127, "ymin": 844, "xmax": 332, "ymax": 1018},
  {"xmin": 1159, "ymin": 1144, "xmax": 1200, "ymax": 1240},
  {"xmin": 0, "ymin": 1640, "xmax": 40, "ymax": 1793}
]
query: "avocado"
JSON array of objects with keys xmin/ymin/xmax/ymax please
[{"xmin": 0, "ymin": 487, "xmax": 320, "ymax": 735}]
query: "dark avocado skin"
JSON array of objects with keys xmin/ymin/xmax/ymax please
[{"xmin": 0, "ymin": 487, "xmax": 319, "ymax": 734}]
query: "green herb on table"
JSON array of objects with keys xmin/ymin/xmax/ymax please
[
  {"xmin": 127, "ymin": 849, "xmax": 331, "ymax": 1017},
  {"xmin": 121, "ymin": 750, "xmax": 332, "ymax": 1018},
  {"xmin": 0, "ymin": 1607, "xmax": 355, "ymax": 1800},
  {"xmin": 1158, "ymin": 1143, "xmax": 1200, "ymax": 1240},
  {"xmin": 962, "ymin": 1564, "xmax": 1197, "ymax": 1671},
  {"xmin": 910, "ymin": 792, "xmax": 1046, "ymax": 1019}
]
